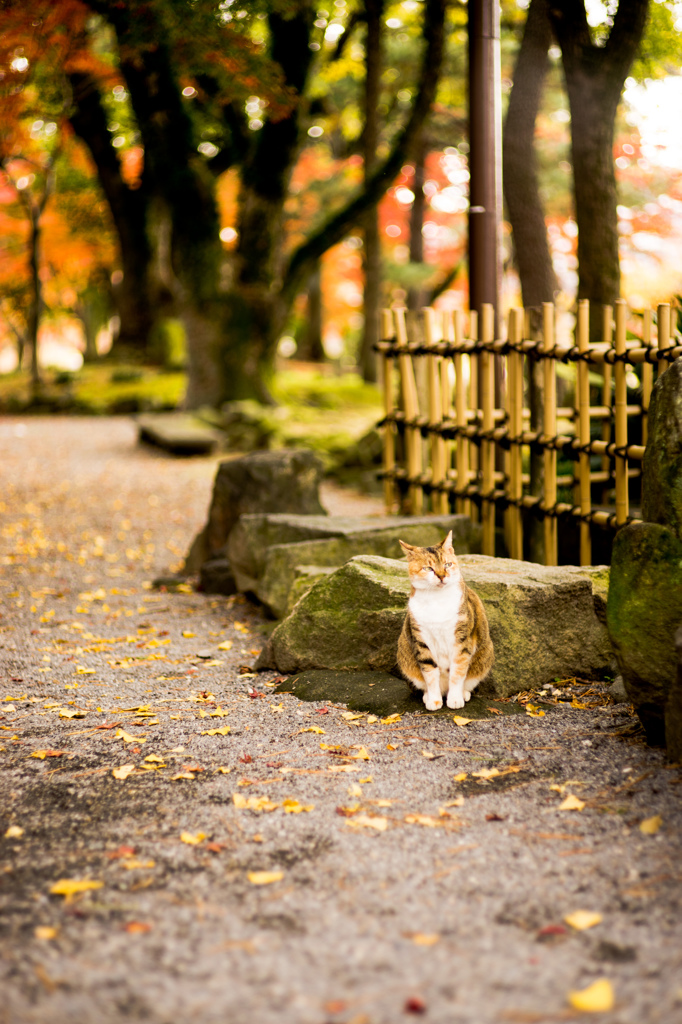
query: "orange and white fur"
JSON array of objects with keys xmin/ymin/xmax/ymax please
[{"xmin": 397, "ymin": 531, "xmax": 494, "ymax": 711}]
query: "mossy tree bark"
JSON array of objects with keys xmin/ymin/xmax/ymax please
[
  {"xmin": 548, "ymin": 0, "xmax": 650, "ymax": 337},
  {"xmin": 359, "ymin": 0, "xmax": 384, "ymax": 384}
]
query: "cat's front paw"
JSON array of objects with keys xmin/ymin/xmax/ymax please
[
  {"xmin": 464, "ymin": 692, "xmax": 471, "ymax": 702},
  {"xmin": 446, "ymin": 692, "xmax": 465, "ymax": 709},
  {"xmin": 423, "ymin": 694, "xmax": 443, "ymax": 711}
]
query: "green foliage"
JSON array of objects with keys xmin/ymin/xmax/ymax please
[{"xmin": 0, "ymin": 365, "xmax": 185, "ymax": 414}]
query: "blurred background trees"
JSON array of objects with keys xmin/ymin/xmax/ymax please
[{"xmin": 1, "ymin": 0, "xmax": 681, "ymax": 407}]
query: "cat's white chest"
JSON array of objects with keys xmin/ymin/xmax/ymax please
[{"xmin": 409, "ymin": 583, "xmax": 463, "ymax": 669}]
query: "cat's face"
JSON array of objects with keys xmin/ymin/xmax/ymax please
[{"xmin": 399, "ymin": 531, "xmax": 461, "ymax": 590}]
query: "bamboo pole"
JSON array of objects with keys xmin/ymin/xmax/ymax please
[
  {"xmin": 658, "ymin": 302, "xmax": 671, "ymax": 380},
  {"xmin": 468, "ymin": 309, "xmax": 479, "ymax": 521},
  {"xmin": 381, "ymin": 308, "xmax": 396, "ymax": 512},
  {"xmin": 508, "ymin": 307, "xmax": 523, "ymax": 559},
  {"xmin": 394, "ymin": 307, "xmax": 423, "ymax": 514},
  {"xmin": 614, "ymin": 299, "xmax": 629, "ymax": 526},
  {"xmin": 480, "ymin": 304, "xmax": 495, "ymax": 555},
  {"xmin": 600, "ymin": 305, "xmax": 613, "ymax": 503},
  {"xmin": 542, "ymin": 302, "xmax": 558, "ymax": 565},
  {"xmin": 423, "ymin": 307, "xmax": 448, "ymax": 514},
  {"xmin": 641, "ymin": 308, "xmax": 653, "ymax": 446},
  {"xmin": 577, "ymin": 299, "xmax": 592, "ymax": 565},
  {"xmin": 453, "ymin": 310, "xmax": 470, "ymax": 516}
]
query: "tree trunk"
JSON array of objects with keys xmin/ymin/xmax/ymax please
[
  {"xmin": 27, "ymin": 207, "xmax": 42, "ymax": 398},
  {"xmin": 548, "ymin": 0, "xmax": 650, "ymax": 336},
  {"xmin": 69, "ymin": 72, "xmax": 157, "ymax": 356},
  {"xmin": 407, "ymin": 132, "xmax": 426, "ymax": 311},
  {"xmin": 503, "ymin": 0, "xmax": 558, "ymax": 308},
  {"xmin": 359, "ymin": 0, "xmax": 384, "ymax": 383},
  {"xmin": 298, "ymin": 261, "xmax": 325, "ymax": 362}
]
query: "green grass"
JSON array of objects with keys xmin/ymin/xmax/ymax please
[{"xmin": 0, "ymin": 365, "xmax": 186, "ymax": 415}]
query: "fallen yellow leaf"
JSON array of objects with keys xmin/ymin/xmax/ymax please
[
  {"xmin": 472, "ymin": 768, "xmax": 500, "ymax": 780},
  {"xmin": 567, "ymin": 978, "xmax": 614, "ymax": 1013},
  {"xmin": 75, "ymin": 667, "xmax": 96, "ymax": 675},
  {"xmin": 639, "ymin": 814, "xmax": 662, "ymax": 835},
  {"xmin": 452, "ymin": 716, "xmax": 472, "ymax": 726},
  {"xmin": 270, "ymin": 703, "xmax": 284, "ymax": 713},
  {"xmin": 35, "ymin": 926, "xmax": 58, "ymax": 940},
  {"xmin": 453, "ymin": 772, "xmax": 468, "ymax": 782},
  {"xmin": 410, "ymin": 933, "xmax": 440, "ymax": 946},
  {"xmin": 209, "ymin": 706, "xmax": 229, "ymax": 717},
  {"xmin": 201, "ymin": 726, "xmax": 231, "ymax": 736},
  {"xmin": 559, "ymin": 794, "xmax": 586, "ymax": 811},
  {"xmin": 340, "ymin": 712, "xmax": 364, "ymax": 721},
  {"xmin": 404, "ymin": 814, "xmax": 444, "ymax": 828},
  {"xmin": 366, "ymin": 715, "xmax": 378, "ymax": 724},
  {"xmin": 115, "ymin": 729, "xmax": 144, "ymax": 744},
  {"xmin": 282, "ymin": 798, "xmax": 314, "ymax": 814},
  {"xmin": 214, "ymin": 766, "xmax": 231, "ymax": 774},
  {"xmin": 348, "ymin": 746, "xmax": 371, "ymax": 760},
  {"xmin": 565, "ymin": 910, "xmax": 603, "ymax": 931},
  {"xmin": 440, "ymin": 797, "xmax": 464, "ymax": 809},
  {"xmin": 181, "ymin": 631, "xmax": 195, "ymax": 638},
  {"xmin": 298, "ymin": 726, "xmax": 326, "ymax": 734},
  {"xmin": 327, "ymin": 764, "xmax": 362, "ymax": 773},
  {"xmin": 217, "ymin": 640, "xmax": 233, "ymax": 651},
  {"xmin": 180, "ymin": 831, "xmax": 206, "ymax": 845},
  {"xmin": 144, "ymin": 755, "xmax": 165, "ymax": 763},
  {"xmin": 171, "ymin": 772, "xmax": 195, "ymax": 781},
  {"xmin": 120, "ymin": 859, "xmax": 156, "ymax": 870},
  {"xmin": 345, "ymin": 814, "xmax": 388, "ymax": 831},
  {"xmin": 525, "ymin": 704, "xmax": 545, "ymax": 717},
  {"xmin": 59, "ymin": 708, "xmax": 87, "ymax": 719},
  {"xmin": 359, "ymin": 776, "xmax": 373, "ymax": 783},
  {"xmin": 380, "ymin": 713, "xmax": 402, "ymax": 724},
  {"xmin": 348, "ymin": 783, "xmax": 363, "ymax": 797},
  {"xmin": 386, "ymin": 743, "xmax": 397, "ymax": 751},
  {"xmin": 4, "ymin": 825, "xmax": 24, "ymax": 838},
  {"xmin": 248, "ymin": 870, "xmax": 283, "ymax": 886},
  {"xmin": 50, "ymin": 879, "xmax": 103, "ymax": 897},
  {"xmin": 112, "ymin": 764, "xmax": 135, "ymax": 780},
  {"xmin": 233, "ymin": 794, "xmax": 279, "ymax": 812}
]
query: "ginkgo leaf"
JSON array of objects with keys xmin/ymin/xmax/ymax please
[
  {"xmin": 112, "ymin": 764, "xmax": 135, "ymax": 780},
  {"xmin": 217, "ymin": 641, "xmax": 233, "ymax": 651},
  {"xmin": 340, "ymin": 712, "xmax": 364, "ymax": 721},
  {"xmin": 327, "ymin": 765, "xmax": 361, "ymax": 773},
  {"xmin": 35, "ymin": 926, "xmax": 58, "ymax": 940},
  {"xmin": 472, "ymin": 768, "xmax": 500, "ymax": 779},
  {"xmin": 144, "ymin": 755, "xmax": 165, "ymax": 763},
  {"xmin": 270, "ymin": 703, "xmax": 284, "ymax": 713},
  {"xmin": 115, "ymin": 729, "xmax": 144, "ymax": 744},
  {"xmin": 567, "ymin": 978, "xmax": 614, "ymax": 1013},
  {"xmin": 298, "ymin": 726, "xmax": 326, "ymax": 734},
  {"xmin": 380, "ymin": 713, "xmax": 402, "ymax": 724},
  {"xmin": 366, "ymin": 715, "xmax": 378, "ymax": 724},
  {"xmin": 248, "ymin": 870, "xmax": 283, "ymax": 885},
  {"xmin": 452, "ymin": 716, "xmax": 472, "ymax": 726},
  {"xmin": 453, "ymin": 772, "xmax": 468, "ymax": 781},
  {"xmin": 171, "ymin": 772, "xmax": 195, "ymax": 781},
  {"xmin": 180, "ymin": 831, "xmax": 206, "ymax": 845},
  {"xmin": 209, "ymin": 706, "xmax": 229, "ymax": 717},
  {"xmin": 200, "ymin": 726, "xmax": 231, "ymax": 736},
  {"xmin": 639, "ymin": 815, "xmax": 662, "ymax": 835},
  {"xmin": 59, "ymin": 708, "xmax": 87, "ymax": 719},
  {"xmin": 120, "ymin": 859, "xmax": 155, "ymax": 870},
  {"xmin": 565, "ymin": 910, "xmax": 602, "ymax": 931},
  {"xmin": 214, "ymin": 766, "xmax": 231, "ymax": 774},
  {"xmin": 50, "ymin": 879, "xmax": 103, "ymax": 897},
  {"xmin": 345, "ymin": 814, "xmax": 388, "ymax": 831},
  {"xmin": 559, "ymin": 794, "xmax": 586, "ymax": 811},
  {"xmin": 386, "ymin": 743, "xmax": 397, "ymax": 751},
  {"xmin": 404, "ymin": 814, "xmax": 444, "ymax": 828},
  {"xmin": 525, "ymin": 704, "xmax": 545, "ymax": 717},
  {"xmin": 409, "ymin": 933, "xmax": 440, "ymax": 946},
  {"xmin": 347, "ymin": 746, "xmax": 370, "ymax": 760},
  {"xmin": 348, "ymin": 783, "xmax": 363, "ymax": 797},
  {"xmin": 421, "ymin": 750, "xmax": 443, "ymax": 760},
  {"xmin": 181, "ymin": 631, "xmax": 195, "ymax": 638},
  {"xmin": 232, "ymin": 794, "xmax": 279, "ymax": 812},
  {"xmin": 282, "ymin": 799, "xmax": 314, "ymax": 814},
  {"xmin": 4, "ymin": 825, "xmax": 23, "ymax": 838}
]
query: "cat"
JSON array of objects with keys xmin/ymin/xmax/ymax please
[{"xmin": 397, "ymin": 530, "xmax": 494, "ymax": 711}]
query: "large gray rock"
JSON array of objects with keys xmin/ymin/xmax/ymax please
[
  {"xmin": 231, "ymin": 513, "xmax": 480, "ymax": 617},
  {"xmin": 137, "ymin": 413, "xmax": 221, "ymax": 455},
  {"xmin": 183, "ymin": 449, "xmax": 326, "ymax": 575},
  {"xmin": 642, "ymin": 356, "xmax": 682, "ymax": 539},
  {"xmin": 606, "ymin": 521, "xmax": 682, "ymax": 747},
  {"xmin": 257, "ymin": 554, "xmax": 612, "ymax": 697}
]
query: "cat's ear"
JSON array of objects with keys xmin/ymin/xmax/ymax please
[
  {"xmin": 399, "ymin": 539, "xmax": 416, "ymax": 556},
  {"xmin": 441, "ymin": 530, "xmax": 455, "ymax": 554}
]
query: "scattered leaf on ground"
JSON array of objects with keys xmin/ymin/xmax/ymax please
[
  {"xmin": 452, "ymin": 716, "xmax": 472, "ymax": 727},
  {"xmin": 441, "ymin": 797, "xmax": 464, "ymax": 808},
  {"xmin": 201, "ymin": 726, "xmax": 231, "ymax": 736},
  {"xmin": 121, "ymin": 859, "xmax": 155, "ymax": 870},
  {"xmin": 345, "ymin": 814, "xmax": 389, "ymax": 831},
  {"xmin": 404, "ymin": 996, "xmax": 427, "ymax": 1014},
  {"xmin": 639, "ymin": 815, "xmax": 662, "ymax": 835},
  {"xmin": 217, "ymin": 641, "xmax": 233, "ymax": 651},
  {"xmin": 380, "ymin": 713, "xmax": 402, "ymax": 724},
  {"xmin": 112, "ymin": 765, "xmax": 135, "ymax": 780},
  {"xmin": 526, "ymin": 704, "xmax": 545, "ymax": 717},
  {"xmin": 248, "ymin": 870, "xmax": 283, "ymax": 886},
  {"xmin": 144, "ymin": 755, "xmax": 165, "ymax": 764},
  {"xmin": 34, "ymin": 926, "xmax": 58, "ymax": 940},
  {"xmin": 282, "ymin": 798, "xmax": 314, "ymax": 814},
  {"xmin": 4, "ymin": 825, "xmax": 24, "ymax": 838},
  {"xmin": 408, "ymin": 933, "xmax": 440, "ymax": 946},
  {"xmin": 50, "ymin": 879, "xmax": 103, "ymax": 897},
  {"xmin": 124, "ymin": 922, "xmax": 153, "ymax": 934},
  {"xmin": 421, "ymin": 750, "xmax": 443, "ymax": 760},
  {"xmin": 59, "ymin": 708, "xmax": 87, "ymax": 719},
  {"xmin": 115, "ymin": 729, "xmax": 144, "ymax": 744},
  {"xmin": 270, "ymin": 703, "xmax": 284, "ymax": 713},
  {"xmin": 366, "ymin": 715, "xmax": 378, "ymax": 724},
  {"xmin": 567, "ymin": 978, "xmax": 614, "ymax": 1013},
  {"xmin": 171, "ymin": 772, "xmax": 195, "ymax": 781},
  {"xmin": 298, "ymin": 727, "xmax": 326, "ymax": 734},
  {"xmin": 31, "ymin": 750, "xmax": 66, "ymax": 760},
  {"xmin": 453, "ymin": 772, "xmax": 468, "ymax": 782},
  {"xmin": 179, "ymin": 831, "xmax": 206, "ymax": 845},
  {"xmin": 472, "ymin": 768, "xmax": 500, "ymax": 780},
  {"xmin": 565, "ymin": 911, "xmax": 603, "ymax": 931},
  {"xmin": 559, "ymin": 794, "xmax": 586, "ymax": 811},
  {"xmin": 233, "ymin": 794, "xmax": 279, "ymax": 812},
  {"xmin": 404, "ymin": 814, "xmax": 444, "ymax": 828}
]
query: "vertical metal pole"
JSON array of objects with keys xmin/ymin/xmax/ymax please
[{"xmin": 468, "ymin": 0, "xmax": 502, "ymax": 331}]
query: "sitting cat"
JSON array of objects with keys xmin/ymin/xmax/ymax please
[{"xmin": 397, "ymin": 530, "xmax": 494, "ymax": 711}]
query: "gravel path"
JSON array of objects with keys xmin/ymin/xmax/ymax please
[{"xmin": 1, "ymin": 416, "xmax": 681, "ymax": 1024}]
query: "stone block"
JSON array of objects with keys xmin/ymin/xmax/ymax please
[
  {"xmin": 257, "ymin": 554, "xmax": 612, "ymax": 697},
  {"xmin": 642, "ymin": 356, "xmax": 682, "ymax": 540}
]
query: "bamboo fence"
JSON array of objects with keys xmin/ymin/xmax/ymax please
[{"xmin": 377, "ymin": 299, "xmax": 680, "ymax": 566}]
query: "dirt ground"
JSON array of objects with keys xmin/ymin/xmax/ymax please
[{"xmin": 1, "ymin": 416, "xmax": 681, "ymax": 1024}]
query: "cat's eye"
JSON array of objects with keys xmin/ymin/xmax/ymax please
[{"xmin": 444, "ymin": 561, "xmax": 453, "ymax": 568}]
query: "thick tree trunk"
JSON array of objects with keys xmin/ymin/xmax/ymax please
[
  {"xmin": 359, "ymin": 0, "xmax": 384, "ymax": 383},
  {"xmin": 503, "ymin": 0, "xmax": 558, "ymax": 307},
  {"xmin": 298, "ymin": 262, "xmax": 325, "ymax": 362},
  {"xmin": 548, "ymin": 0, "xmax": 650, "ymax": 336},
  {"xmin": 407, "ymin": 133, "xmax": 427, "ymax": 311},
  {"xmin": 69, "ymin": 72, "xmax": 157, "ymax": 355}
]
